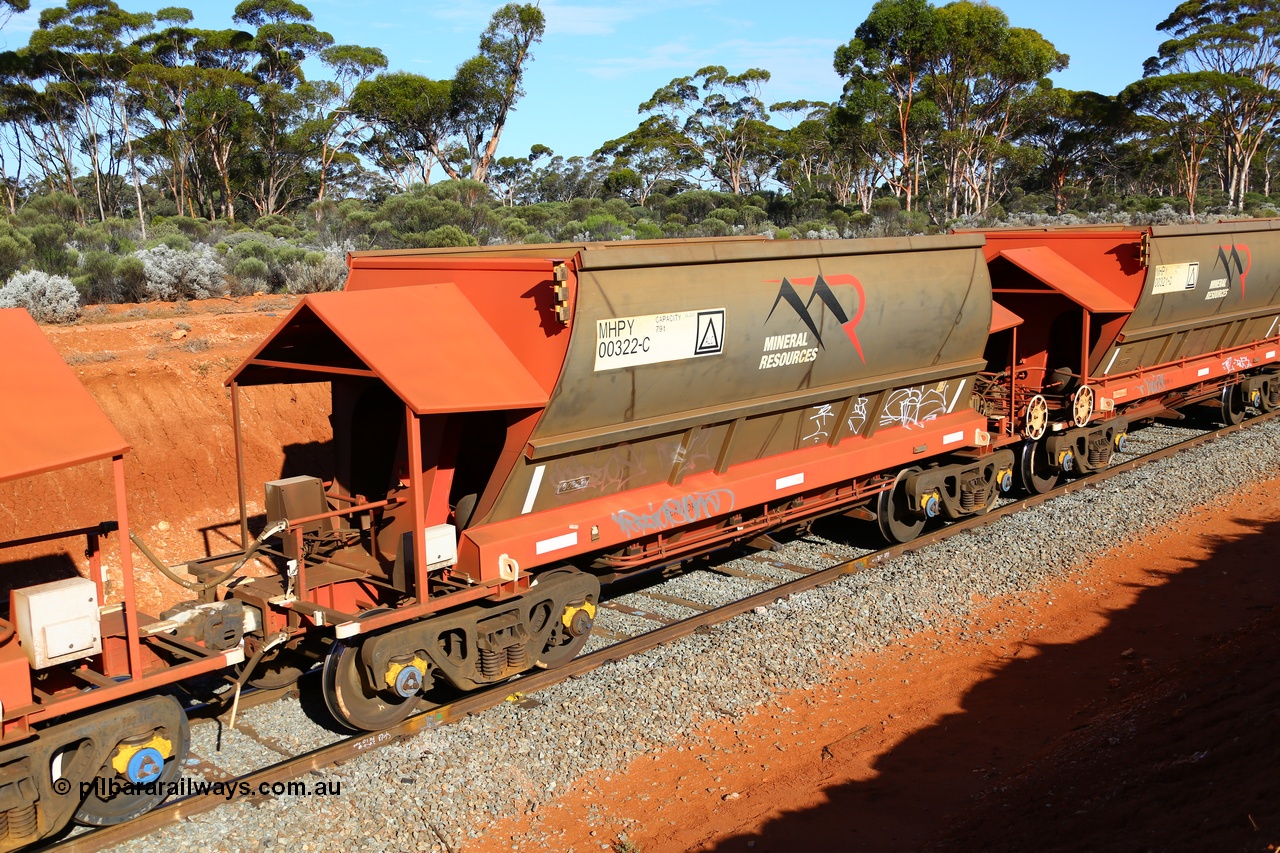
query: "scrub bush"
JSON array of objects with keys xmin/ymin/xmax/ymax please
[{"xmin": 0, "ymin": 270, "xmax": 81, "ymax": 323}]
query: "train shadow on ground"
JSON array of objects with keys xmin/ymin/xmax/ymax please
[
  {"xmin": 705, "ymin": 515, "xmax": 1280, "ymax": 853},
  {"xmin": 292, "ymin": 669, "xmax": 353, "ymax": 735},
  {"xmin": 190, "ymin": 437, "xmax": 334, "ymax": 558},
  {"xmin": 0, "ymin": 552, "xmax": 80, "ymax": 600}
]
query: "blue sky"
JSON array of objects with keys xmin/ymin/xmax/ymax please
[{"xmin": 3, "ymin": 0, "xmax": 1174, "ymax": 164}]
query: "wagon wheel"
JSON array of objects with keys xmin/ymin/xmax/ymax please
[
  {"xmin": 74, "ymin": 696, "xmax": 189, "ymax": 826},
  {"xmin": 534, "ymin": 576, "xmax": 596, "ymax": 669},
  {"xmin": 876, "ymin": 467, "xmax": 926, "ymax": 544},
  {"xmin": 1221, "ymin": 382, "xmax": 1247, "ymax": 426},
  {"xmin": 1023, "ymin": 395, "xmax": 1050, "ymax": 440},
  {"xmin": 321, "ymin": 611, "xmax": 419, "ymax": 732},
  {"xmin": 1071, "ymin": 386, "xmax": 1095, "ymax": 427},
  {"xmin": 1019, "ymin": 439, "xmax": 1060, "ymax": 495}
]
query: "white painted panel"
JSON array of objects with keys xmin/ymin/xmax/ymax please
[
  {"xmin": 775, "ymin": 472, "xmax": 804, "ymax": 490},
  {"xmin": 535, "ymin": 531, "xmax": 579, "ymax": 555}
]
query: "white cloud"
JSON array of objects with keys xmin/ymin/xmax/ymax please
[
  {"xmin": 541, "ymin": 4, "xmax": 635, "ymax": 37},
  {"xmin": 586, "ymin": 39, "xmax": 715, "ymax": 79}
]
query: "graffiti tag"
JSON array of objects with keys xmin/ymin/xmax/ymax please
[
  {"xmin": 879, "ymin": 385, "xmax": 948, "ymax": 430},
  {"xmin": 1222, "ymin": 355, "xmax": 1252, "ymax": 373},
  {"xmin": 611, "ymin": 489, "xmax": 736, "ymax": 537},
  {"xmin": 803, "ymin": 404, "xmax": 837, "ymax": 444}
]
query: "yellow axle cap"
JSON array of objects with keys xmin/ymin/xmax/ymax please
[
  {"xmin": 384, "ymin": 656, "xmax": 431, "ymax": 691},
  {"xmin": 110, "ymin": 734, "xmax": 173, "ymax": 777},
  {"xmin": 562, "ymin": 600, "xmax": 597, "ymax": 630}
]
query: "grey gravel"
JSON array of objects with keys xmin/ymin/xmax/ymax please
[{"xmin": 110, "ymin": 417, "xmax": 1280, "ymax": 853}]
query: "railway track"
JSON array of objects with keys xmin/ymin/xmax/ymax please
[{"xmin": 44, "ymin": 410, "xmax": 1279, "ymax": 853}]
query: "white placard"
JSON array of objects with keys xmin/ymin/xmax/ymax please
[
  {"xmin": 594, "ymin": 309, "xmax": 725, "ymax": 371},
  {"xmin": 775, "ymin": 472, "xmax": 804, "ymax": 490},
  {"xmin": 535, "ymin": 531, "xmax": 578, "ymax": 555},
  {"xmin": 1152, "ymin": 262, "xmax": 1199, "ymax": 294}
]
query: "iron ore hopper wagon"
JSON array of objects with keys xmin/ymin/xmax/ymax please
[
  {"xmin": 975, "ymin": 220, "xmax": 1280, "ymax": 492},
  {"xmin": 221, "ymin": 234, "xmax": 1004, "ymax": 730},
  {"xmin": 2, "ymin": 223, "xmax": 1280, "ymax": 850}
]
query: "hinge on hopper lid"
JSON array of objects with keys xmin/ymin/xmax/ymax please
[
  {"xmin": 1139, "ymin": 232, "xmax": 1150, "ymax": 268},
  {"xmin": 552, "ymin": 263, "xmax": 570, "ymax": 324}
]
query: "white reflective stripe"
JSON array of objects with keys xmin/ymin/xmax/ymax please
[
  {"xmin": 775, "ymin": 472, "xmax": 804, "ymax": 490},
  {"xmin": 942, "ymin": 430, "xmax": 964, "ymax": 446},
  {"xmin": 521, "ymin": 465, "xmax": 545, "ymax": 515},
  {"xmin": 1198, "ymin": 367, "xmax": 1211, "ymax": 377},
  {"xmin": 1268, "ymin": 350, "xmax": 1277, "ymax": 359},
  {"xmin": 334, "ymin": 621, "xmax": 361, "ymax": 639},
  {"xmin": 946, "ymin": 380, "xmax": 966, "ymax": 414},
  {"xmin": 1103, "ymin": 349, "xmax": 1120, "ymax": 376},
  {"xmin": 535, "ymin": 531, "xmax": 578, "ymax": 555},
  {"xmin": 224, "ymin": 646, "xmax": 246, "ymax": 666}
]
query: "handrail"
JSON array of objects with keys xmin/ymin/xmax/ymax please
[
  {"xmin": 0, "ymin": 520, "xmax": 118, "ymax": 551},
  {"xmin": 285, "ymin": 496, "xmax": 406, "ymax": 529}
]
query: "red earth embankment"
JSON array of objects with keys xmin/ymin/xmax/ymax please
[{"xmin": 0, "ymin": 297, "xmax": 332, "ymax": 613}]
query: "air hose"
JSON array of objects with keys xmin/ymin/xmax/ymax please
[{"xmin": 131, "ymin": 520, "xmax": 288, "ymax": 592}]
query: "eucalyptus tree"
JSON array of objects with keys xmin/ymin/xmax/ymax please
[
  {"xmin": 770, "ymin": 100, "xmax": 834, "ymax": 197},
  {"xmin": 26, "ymin": 0, "xmax": 157, "ymax": 227},
  {"xmin": 925, "ymin": 1, "xmax": 1066, "ymax": 218},
  {"xmin": 0, "ymin": 50, "xmax": 68, "ymax": 213},
  {"xmin": 1145, "ymin": 0, "xmax": 1280, "ymax": 211},
  {"xmin": 596, "ymin": 116, "xmax": 701, "ymax": 205},
  {"xmin": 449, "ymin": 3, "xmax": 545, "ymax": 182},
  {"xmin": 767, "ymin": 99, "xmax": 879, "ymax": 210},
  {"xmin": 304, "ymin": 43, "xmax": 387, "ymax": 214},
  {"xmin": 232, "ymin": 0, "xmax": 334, "ymax": 216},
  {"xmin": 823, "ymin": 103, "xmax": 885, "ymax": 212},
  {"xmin": 835, "ymin": 0, "xmax": 945, "ymax": 211},
  {"xmin": 637, "ymin": 65, "xmax": 777, "ymax": 194},
  {"xmin": 349, "ymin": 71, "xmax": 455, "ymax": 188},
  {"xmin": 1021, "ymin": 88, "xmax": 1131, "ymax": 213},
  {"xmin": 130, "ymin": 16, "xmax": 257, "ymax": 221},
  {"xmin": 0, "ymin": 0, "xmax": 29, "ymax": 33},
  {"xmin": 524, "ymin": 151, "xmax": 610, "ymax": 203},
  {"xmin": 1123, "ymin": 72, "xmax": 1218, "ymax": 214}
]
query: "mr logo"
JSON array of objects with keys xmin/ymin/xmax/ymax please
[
  {"xmin": 1214, "ymin": 244, "xmax": 1251, "ymax": 296},
  {"xmin": 765, "ymin": 274, "xmax": 866, "ymax": 362}
]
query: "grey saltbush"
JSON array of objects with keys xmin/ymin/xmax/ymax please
[
  {"xmin": 0, "ymin": 270, "xmax": 81, "ymax": 323},
  {"xmin": 282, "ymin": 253, "xmax": 348, "ymax": 294},
  {"xmin": 134, "ymin": 244, "xmax": 227, "ymax": 300}
]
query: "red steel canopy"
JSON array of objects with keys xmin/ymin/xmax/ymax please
[
  {"xmin": 997, "ymin": 246, "xmax": 1134, "ymax": 314},
  {"xmin": 0, "ymin": 308, "xmax": 130, "ymax": 483},
  {"xmin": 989, "ymin": 302, "xmax": 1023, "ymax": 334},
  {"xmin": 228, "ymin": 284, "xmax": 550, "ymax": 413}
]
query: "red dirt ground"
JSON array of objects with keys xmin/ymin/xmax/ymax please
[
  {"xmin": 0, "ymin": 296, "xmax": 332, "ymax": 614},
  {"xmin": 483, "ymin": 478, "xmax": 1280, "ymax": 853}
]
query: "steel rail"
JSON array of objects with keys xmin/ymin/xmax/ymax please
[{"xmin": 44, "ymin": 409, "xmax": 1279, "ymax": 853}]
